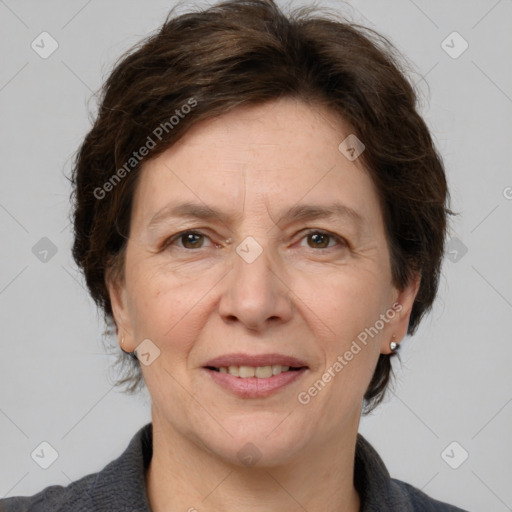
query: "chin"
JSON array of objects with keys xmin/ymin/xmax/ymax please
[{"xmin": 197, "ymin": 415, "xmax": 311, "ymax": 468}]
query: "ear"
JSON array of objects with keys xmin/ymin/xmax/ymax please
[
  {"xmin": 381, "ymin": 272, "xmax": 421, "ymax": 354},
  {"xmin": 105, "ymin": 263, "xmax": 135, "ymax": 352}
]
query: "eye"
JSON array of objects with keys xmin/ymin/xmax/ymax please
[
  {"xmin": 163, "ymin": 229, "xmax": 345, "ymax": 252},
  {"xmin": 165, "ymin": 230, "xmax": 213, "ymax": 250},
  {"xmin": 298, "ymin": 230, "xmax": 346, "ymax": 250}
]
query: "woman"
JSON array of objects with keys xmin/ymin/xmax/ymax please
[{"xmin": 0, "ymin": 0, "xmax": 469, "ymax": 510}]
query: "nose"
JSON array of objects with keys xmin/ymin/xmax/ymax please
[{"xmin": 218, "ymin": 240, "xmax": 293, "ymax": 331}]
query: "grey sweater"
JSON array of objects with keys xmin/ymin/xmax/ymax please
[{"xmin": 0, "ymin": 423, "xmax": 469, "ymax": 511}]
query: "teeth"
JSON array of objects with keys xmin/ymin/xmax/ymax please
[
  {"xmin": 239, "ymin": 365, "xmax": 255, "ymax": 378},
  {"xmin": 216, "ymin": 365, "xmax": 292, "ymax": 378},
  {"xmin": 255, "ymin": 366, "xmax": 272, "ymax": 378}
]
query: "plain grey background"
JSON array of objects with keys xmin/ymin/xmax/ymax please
[{"xmin": 0, "ymin": 0, "xmax": 511, "ymax": 510}]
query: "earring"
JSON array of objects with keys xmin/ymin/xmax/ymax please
[{"xmin": 390, "ymin": 334, "xmax": 399, "ymax": 352}]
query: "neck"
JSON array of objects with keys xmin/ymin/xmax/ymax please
[{"xmin": 145, "ymin": 411, "xmax": 361, "ymax": 512}]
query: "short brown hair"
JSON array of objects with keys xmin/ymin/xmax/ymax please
[{"xmin": 70, "ymin": 0, "xmax": 452, "ymax": 413}]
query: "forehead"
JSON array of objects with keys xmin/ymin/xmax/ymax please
[
  {"xmin": 162, "ymin": 98, "xmax": 351, "ymax": 163},
  {"xmin": 131, "ymin": 98, "xmax": 382, "ymax": 230}
]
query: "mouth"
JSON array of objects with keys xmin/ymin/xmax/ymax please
[
  {"xmin": 203, "ymin": 352, "xmax": 308, "ymax": 370},
  {"xmin": 205, "ymin": 364, "xmax": 305, "ymax": 378},
  {"xmin": 201, "ymin": 353, "xmax": 309, "ymax": 398}
]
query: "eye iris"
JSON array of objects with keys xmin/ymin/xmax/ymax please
[
  {"xmin": 308, "ymin": 233, "xmax": 329, "ymax": 248},
  {"xmin": 182, "ymin": 233, "xmax": 203, "ymax": 249}
]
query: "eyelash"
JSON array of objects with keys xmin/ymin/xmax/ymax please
[{"xmin": 163, "ymin": 229, "xmax": 347, "ymax": 251}]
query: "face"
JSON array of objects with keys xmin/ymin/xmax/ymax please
[{"xmin": 108, "ymin": 98, "xmax": 418, "ymax": 466}]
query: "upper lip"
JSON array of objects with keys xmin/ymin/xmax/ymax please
[{"xmin": 203, "ymin": 353, "xmax": 308, "ymax": 368}]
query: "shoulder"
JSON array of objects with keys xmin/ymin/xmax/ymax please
[
  {"xmin": 0, "ymin": 473, "xmax": 97, "ymax": 512},
  {"xmin": 389, "ymin": 478, "xmax": 470, "ymax": 511},
  {"xmin": 0, "ymin": 423, "xmax": 153, "ymax": 512},
  {"xmin": 355, "ymin": 433, "xmax": 470, "ymax": 511}
]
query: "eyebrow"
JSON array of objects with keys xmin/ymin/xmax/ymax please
[{"xmin": 147, "ymin": 201, "xmax": 364, "ymax": 230}]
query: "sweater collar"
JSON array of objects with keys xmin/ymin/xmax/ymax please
[
  {"xmin": 89, "ymin": 422, "xmax": 153, "ymax": 511},
  {"xmin": 90, "ymin": 422, "xmax": 406, "ymax": 511}
]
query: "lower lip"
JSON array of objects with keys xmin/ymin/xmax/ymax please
[{"xmin": 203, "ymin": 367, "xmax": 307, "ymax": 398}]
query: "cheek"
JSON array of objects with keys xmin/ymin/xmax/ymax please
[
  {"xmin": 301, "ymin": 265, "xmax": 392, "ymax": 339},
  {"xmin": 126, "ymin": 265, "xmax": 212, "ymax": 348},
  {"xmin": 302, "ymin": 271, "xmax": 388, "ymax": 410}
]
